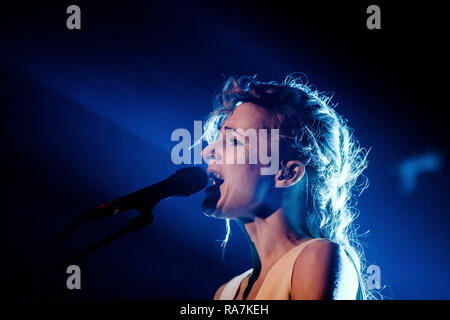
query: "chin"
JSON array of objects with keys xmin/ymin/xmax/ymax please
[
  {"xmin": 202, "ymin": 202, "xmax": 235, "ymax": 220},
  {"xmin": 201, "ymin": 197, "xmax": 222, "ymax": 218},
  {"xmin": 211, "ymin": 211, "xmax": 227, "ymax": 219},
  {"xmin": 215, "ymin": 206, "xmax": 248, "ymax": 220}
]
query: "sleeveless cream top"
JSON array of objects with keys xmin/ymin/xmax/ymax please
[
  {"xmin": 219, "ymin": 238, "xmax": 321, "ymax": 300},
  {"xmin": 218, "ymin": 238, "xmax": 363, "ymax": 300}
]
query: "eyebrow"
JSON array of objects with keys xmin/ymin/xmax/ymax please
[{"xmin": 223, "ymin": 126, "xmax": 244, "ymax": 137}]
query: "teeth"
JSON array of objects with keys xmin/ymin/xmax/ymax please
[{"xmin": 208, "ymin": 172, "xmax": 224, "ymax": 185}]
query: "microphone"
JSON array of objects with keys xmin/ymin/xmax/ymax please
[{"xmin": 85, "ymin": 166, "xmax": 208, "ymax": 220}]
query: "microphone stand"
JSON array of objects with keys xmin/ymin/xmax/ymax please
[
  {"xmin": 9, "ymin": 166, "xmax": 207, "ymax": 296},
  {"xmin": 11, "ymin": 205, "xmax": 156, "ymax": 296}
]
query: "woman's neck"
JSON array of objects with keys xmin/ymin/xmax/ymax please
[{"xmin": 238, "ymin": 208, "xmax": 310, "ymax": 275}]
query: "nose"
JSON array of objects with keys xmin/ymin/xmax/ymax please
[{"xmin": 202, "ymin": 142, "xmax": 215, "ymax": 164}]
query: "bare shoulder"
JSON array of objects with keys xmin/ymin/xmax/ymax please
[
  {"xmin": 291, "ymin": 239, "xmax": 359, "ymax": 300},
  {"xmin": 213, "ymin": 281, "xmax": 228, "ymax": 300}
]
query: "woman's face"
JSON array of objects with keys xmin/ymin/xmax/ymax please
[{"xmin": 201, "ymin": 102, "xmax": 279, "ymax": 219}]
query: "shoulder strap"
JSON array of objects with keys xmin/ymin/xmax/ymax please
[
  {"xmin": 219, "ymin": 268, "xmax": 253, "ymax": 300},
  {"xmin": 342, "ymin": 249, "xmax": 365, "ymax": 300}
]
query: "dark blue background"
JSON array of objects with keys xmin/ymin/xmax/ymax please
[{"xmin": 1, "ymin": 1, "xmax": 448, "ymax": 299}]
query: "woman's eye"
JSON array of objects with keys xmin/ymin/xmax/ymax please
[{"xmin": 231, "ymin": 137, "xmax": 242, "ymax": 146}]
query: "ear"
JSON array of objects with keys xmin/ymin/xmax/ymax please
[{"xmin": 274, "ymin": 160, "xmax": 304, "ymax": 188}]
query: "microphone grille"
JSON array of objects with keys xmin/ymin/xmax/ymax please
[{"xmin": 171, "ymin": 166, "xmax": 208, "ymax": 196}]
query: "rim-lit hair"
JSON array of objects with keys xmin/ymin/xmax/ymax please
[{"xmin": 203, "ymin": 74, "xmax": 374, "ymax": 299}]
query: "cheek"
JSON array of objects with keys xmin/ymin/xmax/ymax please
[
  {"xmin": 224, "ymin": 166, "xmax": 266, "ymax": 202},
  {"xmin": 229, "ymin": 165, "xmax": 258, "ymax": 185}
]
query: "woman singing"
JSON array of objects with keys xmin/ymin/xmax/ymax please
[{"xmin": 201, "ymin": 74, "xmax": 372, "ymax": 300}]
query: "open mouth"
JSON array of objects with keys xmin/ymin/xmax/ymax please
[
  {"xmin": 208, "ymin": 171, "xmax": 224, "ymax": 186},
  {"xmin": 202, "ymin": 170, "xmax": 224, "ymax": 215}
]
